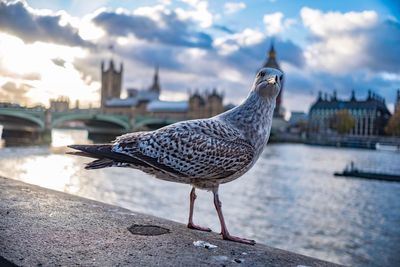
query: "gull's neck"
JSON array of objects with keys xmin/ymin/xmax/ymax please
[{"xmin": 218, "ymin": 91, "xmax": 276, "ymax": 149}]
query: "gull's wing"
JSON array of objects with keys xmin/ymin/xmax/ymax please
[{"xmin": 112, "ymin": 119, "xmax": 255, "ymax": 180}]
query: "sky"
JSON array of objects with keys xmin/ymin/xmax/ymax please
[{"xmin": 0, "ymin": 0, "xmax": 399, "ymax": 114}]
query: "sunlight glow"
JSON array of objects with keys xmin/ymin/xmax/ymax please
[
  {"xmin": 51, "ymin": 129, "xmax": 91, "ymax": 147},
  {"xmin": 18, "ymin": 155, "xmax": 78, "ymax": 192},
  {"xmin": 0, "ymin": 33, "xmax": 99, "ymax": 107},
  {"xmin": 79, "ymin": 19, "xmax": 105, "ymax": 40}
]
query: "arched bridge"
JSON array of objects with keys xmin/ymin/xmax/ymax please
[
  {"xmin": 0, "ymin": 107, "xmax": 183, "ymax": 136},
  {"xmin": 52, "ymin": 112, "xmax": 131, "ymax": 132},
  {"xmin": 0, "ymin": 108, "xmax": 45, "ymax": 131}
]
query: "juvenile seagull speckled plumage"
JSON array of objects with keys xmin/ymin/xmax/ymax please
[{"xmin": 68, "ymin": 67, "xmax": 283, "ymax": 245}]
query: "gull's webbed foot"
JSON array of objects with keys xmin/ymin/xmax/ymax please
[
  {"xmin": 187, "ymin": 222, "xmax": 212, "ymax": 232},
  {"xmin": 221, "ymin": 233, "xmax": 256, "ymax": 245}
]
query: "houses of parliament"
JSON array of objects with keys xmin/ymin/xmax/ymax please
[
  {"xmin": 100, "ymin": 61, "xmax": 224, "ymax": 120},
  {"xmin": 100, "ymin": 44, "xmax": 283, "ymax": 120}
]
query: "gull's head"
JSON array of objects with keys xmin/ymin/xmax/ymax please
[{"xmin": 253, "ymin": 67, "xmax": 283, "ymax": 100}]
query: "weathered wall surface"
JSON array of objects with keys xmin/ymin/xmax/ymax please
[{"xmin": 0, "ymin": 177, "xmax": 341, "ymax": 267}]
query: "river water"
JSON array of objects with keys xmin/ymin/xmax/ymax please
[{"xmin": 0, "ymin": 129, "xmax": 399, "ymax": 266}]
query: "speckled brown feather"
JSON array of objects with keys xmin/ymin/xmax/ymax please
[{"xmin": 112, "ymin": 119, "xmax": 255, "ymax": 185}]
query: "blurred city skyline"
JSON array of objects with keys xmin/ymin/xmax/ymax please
[{"xmin": 0, "ymin": 0, "xmax": 399, "ymax": 112}]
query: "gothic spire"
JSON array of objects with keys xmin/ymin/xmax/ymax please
[
  {"xmin": 263, "ymin": 40, "xmax": 280, "ymax": 70},
  {"xmin": 269, "ymin": 40, "xmax": 276, "ymax": 59},
  {"xmin": 149, "ymin": 64, "xmax": 160, "ymax": 94},
  {"xmin": 154, "ymin": 64, "xmax": 159, "ymax": 84}
]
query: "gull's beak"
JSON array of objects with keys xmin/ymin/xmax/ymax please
[{"xmin": 267, "ymin": 75, "xmax": 278, "ymax": 85}]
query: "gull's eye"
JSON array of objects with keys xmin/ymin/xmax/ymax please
[{"xmin": 279, "ymin": 75, "xmax": 283, "ymax": 81}]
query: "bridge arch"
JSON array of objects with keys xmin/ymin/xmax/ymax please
[
  {"xmin": 0, "ymin": 109, "xmax": 45, "ymax": 130},
  {"xmin": 52, "ymin": 113, "xmax": 130, "ymax": 130}
]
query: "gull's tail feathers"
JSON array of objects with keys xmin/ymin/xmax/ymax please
[
  {"xmin": 68, "ymin": 144, "xmax": 113, "ymax": 157},
  {"xmin": 67, "ymin": 144, "xmax": 115, "ymax": 170},
  {"xmin": 67, "ymin": 144, "xmax": 149, "ymax": 170},
  {"xmin": 85, "ymin": 158, "xmax": 115, "ymax": 170}
]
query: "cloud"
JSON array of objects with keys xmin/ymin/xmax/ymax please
[
  {"xmin": 0, "ymin": 67, "xmax": 41, "ymax": 81},
  {"xmin": 298, "ymin": 7, "xmax": 400, "ymax": 111},
  {"xmin": 300, "ymin": 7, "xmax": 400, "ymax": 75},
  {"xmin": 0, "ymin": 2, "xmax": 397, "ymax": 114},
  {"xmin": 0, "ymin": 81, "xmax": 32, "ymax": 103},
  {"xmin": 213, "ymin": 24, "xmax": 235, "ymax": 34},
  {"xmin": 21, "ymin": 72, "xmax": 41, "ymax": 80},
  {"xmin": 92, "ymin": 7, "xmax": 213, "ymax": 48},
  {"xmin": 263, "ymin": 12, "xmax": 296, "ymax": 36},
  {"xmin": 177, "ymin": 0, "xmax": 213, "ymax": 28},
  {"xmin": 214, "ymin": 28, "xmax": 304, "ymax": 69},
  {"xmin": 0, "ymin": 1, "xmax": 91, "ymax": 47},
  {"xmin": 224, "ymin": 2, "xmax": 246, "ymax": 15},
  {"xmin": 363, "ymin": 19, "xmax": 400, "ymax": 73},
  {"xmin": 301, "ymin": 7, "xmax": 378, "ymax": 37},
  {"xmin": 214, "ymin": 28, "xmax": 265, "ymax": 55},
  {"xmin": 264, "ymin": 12, "xmax": 284, "ymax": 35},
  {"xmin": 51, "ymin": 58, "xmax": 66, "ymax": 68}
]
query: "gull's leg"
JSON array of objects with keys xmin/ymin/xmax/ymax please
[
  {"xmin": 212, "ymin": 187, "xmax": 256, "ymax": 245},
  {"xmin": 187, "ymin": 187, "xmax": 211, "ymax": 232}
]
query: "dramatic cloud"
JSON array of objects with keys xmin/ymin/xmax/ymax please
[
  {"xmin": 301, "ymin": 7, "xmax": 400, "ymax": 74},
  {"xmin": 297, "ymin": 7, "xmax": 400, "ymax": 111},
  {"xmin": 301, "ymin": 7, "xmax": 378, "ymax": 37},
  {"xmin": 0, "ymin": 1, "xmax": 398, "ymax": 112},
  {"xmin": 224, "ymin": 2, "xmax": 246, "ymax": 14},
  {"xmin": 0, "ymin": 81, "xmax": 32, "ymax": 103},
  {"xmin": 177, "ymin": 0, "xmax": 213, "ymax": 28},
  {"xmin": 0, "ymin": 1, "xmax": 91, "ymax": 47},
  {"xmin": 214, "ymin": 28, "xmax": 304, "ymax": 69},
  {"xmin": 363, "ymin": 19, "xmax": 400, "ymax": 73},
  {"xmin": 92, "ymin": 8, "xmax": 213, "ymax": 48},
  {"xmin": 264, "ymin": 12, "xmax": 284, "ymax": 35},
  {"xmin": 212, "ymin": 24, "xmax": 235, "ymax": 34},
  {"xmin": 51, "ymin": 58, "xmax": 66, "ymax": 68},
  {"xmin": 263, "ymin": 12, "xmax": 296, "ymax": 36},
  {"xmin": 301, "ymin": 7, "xmax": 377, "ymax": 73},
  {"xmin": 214, "ymin": 28, "xmax": 265, "ymax": 55}
]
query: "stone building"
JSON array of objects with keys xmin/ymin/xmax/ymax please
[
  {"xmin": 101, "ymin": 60, "xmax": 123, "ymax": 108},
  {"xmin": 261, "ymin": 43, "xmax": 284, "ymax": 118},
  {"xmin": 49, "ymin": 96, "xmax": 69, "ymax": 112},
  {"xmin": 188, "ymin": 89, "xmax": 224, "ymax": 119},
  {"xmin": 102, "ymin": 63, "xmax": 224, "ymax": 120},
  {"xmin": 309, "ymin": 90, "xmax": 391, "ymax": 136}
]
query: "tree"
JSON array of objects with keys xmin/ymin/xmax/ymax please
[
  {"xmin": 385, "ymin": 110, "xmax": 400, "ymax": 136},
  {"xmin": 329, "ymin": 110, "xmax": 355, "ymax": 135}
]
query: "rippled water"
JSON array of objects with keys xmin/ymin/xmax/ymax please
[{"xmin": 1, "ymin": 129, "xmax": 399, "ymax": 266}]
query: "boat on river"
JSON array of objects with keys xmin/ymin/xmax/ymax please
[{"xmin": 334, "ymin": 161, "xmax": 400, "ymax": 182}]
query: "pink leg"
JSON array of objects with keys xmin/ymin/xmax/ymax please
[
  {"xmin": 212, "ymin": 187, "xmax": 256, "ymax": 245},
  {"xmin": 187, "ymin": 187, "xmax": 211, "ymax": 232}
]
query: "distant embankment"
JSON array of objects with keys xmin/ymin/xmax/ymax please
[
  {"xmin": 306, "ymin": 134, "xmax": 400, "ymax": 149},
  {"xmin": 270, "ymin": 133, "xmax": 400, "ymax": 150},
  {"xmin": 0, "ymin": 177, "xmax": 341, "ymax": 267}
]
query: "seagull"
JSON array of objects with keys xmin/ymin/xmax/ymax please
[{"xmin": 68, "ymin": 67, "xmax": 283, "ymax": 245}]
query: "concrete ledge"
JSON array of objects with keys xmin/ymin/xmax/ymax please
[{"xmin": 0, "ymin": 177, "xmax": 340, "ymax": 267}]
